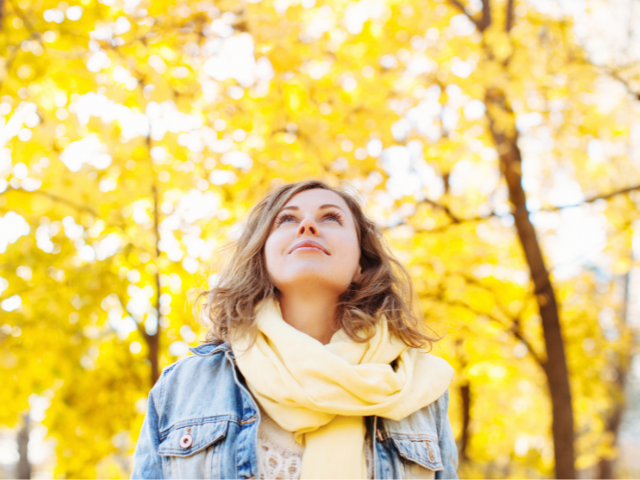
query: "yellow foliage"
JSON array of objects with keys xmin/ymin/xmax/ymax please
[{"xmin": 0, "ymin": 0, "xmax": 638, "ymax": 477}]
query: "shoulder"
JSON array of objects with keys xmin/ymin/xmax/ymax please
[
  {"xmin": 150, "ymin": 343, "xmax": 244, "ymax": 431},
  {"xmin": 160, "ymin": 342, "xmax": 230, "ymax": 378},
  {"xmin": 153, "ymin": 342, "xmax": 231, "ymax": 394}
]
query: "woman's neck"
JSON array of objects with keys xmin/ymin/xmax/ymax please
[{"xmin": 278, "ymin": 291, "xmax": 339, "ymax": 345}]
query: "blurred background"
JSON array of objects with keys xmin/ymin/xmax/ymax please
[{"xmin": 0, "ymin": 0, "xmax": 639, "ymax": 477}]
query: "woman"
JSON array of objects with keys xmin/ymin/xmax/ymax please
[{"xmin": 132, "ymin": 180, "xmax": 458, "ymax": 479}]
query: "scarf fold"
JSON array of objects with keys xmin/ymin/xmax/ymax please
[{"xmin": 232, "ymin": 298, "xmax": 454, "ymax": 479}]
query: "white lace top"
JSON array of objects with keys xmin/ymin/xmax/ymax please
[{"xmin": 257, "ymin": 408, "xmax": 374, "ymax": 480}]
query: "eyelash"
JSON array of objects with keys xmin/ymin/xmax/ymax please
[
  {"xmin": 323, "ymin": 211, "xmax": 343, "ymax": 224},
  {"xmin": 275, "ymin": 211, "xmax": 343, "ymax": 227}
]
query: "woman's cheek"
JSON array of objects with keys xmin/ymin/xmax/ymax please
[
  {"xmin": 263, "ymin": 239, "xmax": 281, "ymax": 281},
  {"xmin": 334, "ymin": 240, "xmax": 361, "ymax": 281}
]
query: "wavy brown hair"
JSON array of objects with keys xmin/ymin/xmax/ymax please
[{"xmin": 195, "ymin": 180, "xmax": 439, "ymax": 349}]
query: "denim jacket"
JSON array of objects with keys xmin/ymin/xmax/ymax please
[{"xmin": 132, "ymin": 343, "xmax": 458, "ymax": 479}]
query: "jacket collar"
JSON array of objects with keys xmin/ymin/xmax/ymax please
[{"xmin": 188, "ymin": 342, "xmax": 230, "ymax": 357}]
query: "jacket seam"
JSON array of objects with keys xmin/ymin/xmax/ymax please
[
  {"xmin": 385, "ymin": 432, "xmax": 439, "ymax": 442},
  {"xmin": 159, "ymin": 414, "xmax": 242, "ymax": 439},
  {"xmin": 159, "ymin": 428, "xmax": 227, "ymax": 456}
]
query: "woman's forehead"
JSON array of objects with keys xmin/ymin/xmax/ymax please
[{"xmin": 283, "ymin": 189, "xmax": 351, "ymax": 212}]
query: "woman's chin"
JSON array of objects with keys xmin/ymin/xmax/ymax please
[{"xmin": 278, "ymin": 270, "xmax": 352, "ymax": 293}]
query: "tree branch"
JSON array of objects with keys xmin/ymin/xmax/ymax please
[
  {"xmin": 421, "ymin": 199, "xmax": 462, "ymax": 223},
  {"xmin": 124, "ymin": 304, "xmax": 150, "ymax": 343},
  {"xmin": 510, "ymin": 324, "xmax": 545, "ymax": 369},
  {"xmin": 505, "ymin": 0, "xmax": 515, "ymax": 33},
  {"xmin": 545, "ymin": 184, "xmax": 640, "ymax": 210},
  {"xmin": 447, "ymin": 0, "xmax": 482, "ymax": 31},
  {"xmin": 422, "ymin": 291, "xmax": 546, "ymax": 368},
  {"xmin": 601, "ymin": 68, "xmax": 640, "ymax": 101},
  {"xmin": 8, "ymin": 0, "xmax": 41, "ymax": 41},
  {"xmin": 447, "ymin": 0, "xmax": 492, "ymax": 32},
  {"xmin": 456, "ymin": 274, "xmax": 545, "ymax": 368},
  {"xmin": 578, "ymin": 57, "xmax": 640, "ymax": 101},
  {"xmin": 479, "ymin": 0, "xmax": 492, "ymax": 31},
  {"xmin": 400, "ymin": 183, "xmax": 640, "ymax": 234},
  {"xmin": 3, "ymin": 187, "xmax": 100, "ymax": 217}
]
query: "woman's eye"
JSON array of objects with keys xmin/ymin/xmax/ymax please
[
  {"xmin": 323, "ymin": 213, "xmax": 342, "ymax": 224},
  {"xmin": 277, "ymin": 215, "xmax": 297, "ymax": 226}
]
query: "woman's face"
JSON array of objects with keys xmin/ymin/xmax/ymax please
[{"xmin": 264, "ymin": 189, "xmax": 361, "ymax": 297}]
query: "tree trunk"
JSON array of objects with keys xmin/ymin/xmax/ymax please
[
  {"xmin": 597, "ymin": 394, "xmax": 625, "ymax": 479},
  {"xmin": 16, "ymin": 411, "xmax": 31, "ymax": 479},
  {"xmin": 459, "ymin": 382, "xmax": 471, "ymax": 462},
  {"xmin": 485, "ymin": 87, "xmax": 576, "ymax": 479},
  {"xmin": 149, "ymin": 182, "xmax": 161, "ymax": 385},
  {"xmin": 597, "ymin": 270, "xmax": 632, "ymax": 479}
]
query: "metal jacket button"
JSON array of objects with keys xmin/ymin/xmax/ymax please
[{"xmin": 180, "ymin": 433, "xmax": 193, "ymax": 449}]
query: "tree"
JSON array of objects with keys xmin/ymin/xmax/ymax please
[{"xmin": 1, "ymin": 0, "xmax": 639, "ymax": 477}]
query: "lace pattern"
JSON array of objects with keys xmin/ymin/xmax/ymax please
[{"xmin": 257, "ymin": 410, "xmax": 373, "ymax": 480}]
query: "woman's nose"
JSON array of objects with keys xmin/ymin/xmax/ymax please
[{"xmin": 297, "ymin": 216, "xmax": 318, "ymax": 236}]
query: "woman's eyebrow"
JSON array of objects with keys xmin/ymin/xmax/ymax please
[
  {"xmin": 318, "ymin": 204, "xmax": 345, "ymax": 211},
  {"xmin": 279, "ymin": 204, "xmax": 345, "ymax": 212}
]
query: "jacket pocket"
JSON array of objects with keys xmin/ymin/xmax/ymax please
[
  {"xmin": 158, "ymin": 418, "xmax": 229, "ymax": 479},
  {"xmin": 388, "ymin": 434, "xmax": 443, "ymax": 477}
]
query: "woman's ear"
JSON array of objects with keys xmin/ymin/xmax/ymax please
[{"xmin": 353, "ymin": 264, "xmax": 363, "ymax": 284}]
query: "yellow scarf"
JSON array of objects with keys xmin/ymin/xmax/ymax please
[{"xmin": 232, "ymin": 298, "xmax": 454, "ymax": 479}]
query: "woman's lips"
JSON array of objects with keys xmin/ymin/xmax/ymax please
[{"xmin": 290, "ymin": 240, "xmax": 329, "ymax": 255}]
